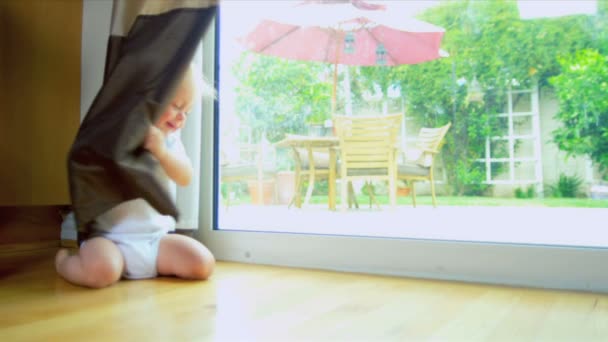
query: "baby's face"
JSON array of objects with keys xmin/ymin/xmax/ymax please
[{"xmin": 155, "ymin": 71, "xmax": 195, "ymax": 135}]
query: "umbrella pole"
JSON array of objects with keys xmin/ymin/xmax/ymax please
[
  {"xmin": 331, "ymin": 61, "xmax": 338, "ymax": 116},
  {"xmin": 331, "ymin": 30, "xmax": 343, "ymax": 117}
]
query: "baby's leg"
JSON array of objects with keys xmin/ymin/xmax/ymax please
[
  {"xmin": 55, "ymin": 237, "xmax": 124, "ymax": 288},
  {"xmin": 157, "ymin": 234, "xmax": 215, "ymax": 280}
]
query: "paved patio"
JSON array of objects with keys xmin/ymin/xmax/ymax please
[{"xmin": 218, "ymin": 204, "xmax": 608, "ymax": 248}]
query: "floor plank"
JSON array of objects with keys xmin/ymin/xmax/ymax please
[{"xmin": 1, "ymin": 249, "xmax": 607, "ymax": 341}]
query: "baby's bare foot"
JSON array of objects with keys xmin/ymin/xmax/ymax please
[{"xmin": 55, "ymin": 248, "xmax": 70, "ymax": 271}]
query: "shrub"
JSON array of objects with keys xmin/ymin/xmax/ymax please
[
  {"xmin": 514, "ymin": 185, "xmax": 536, "ymax": 198},
  {"xmin": 526, "ymin": 185, "xmax": 535, "ymax": 198},
  {"xmin": 547, "ymin": 174, "xmax": 584, "ymax": 198}
]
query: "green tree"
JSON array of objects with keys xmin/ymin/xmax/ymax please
[
  {"xmin": 233, "ymin": 54, "xmax": 332, "ymax": 142},
  {"xmin": 367, "ymin": 0, "xmax": 607, "ymax": 194},
  {"xmin": 549, "ymin": 49, "xmax": 608, "ymax": 176},
  {"xmin": 232, "ymin": 0, "xmax": 608, "ymax": 193}
]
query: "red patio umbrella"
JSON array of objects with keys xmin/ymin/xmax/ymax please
[{"xmin": 241, "ymin": 0, "xmax": 447, "ymax": 113}]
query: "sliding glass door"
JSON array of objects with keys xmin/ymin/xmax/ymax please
[{"xmin": 199, "ymin": 0, "xmax": 608, "ymax": 293}]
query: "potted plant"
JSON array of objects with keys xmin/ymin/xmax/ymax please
[
  {"xmin": 307, "ymin": 111, "xmax": 332, "ymax": 137},
  {"xmin": 396, "ymin": 180, "xmax": 411, "ymax": 197},
  {"xmin": 247, "ymin": 179, "xmax": 276, "ymax": 205}
]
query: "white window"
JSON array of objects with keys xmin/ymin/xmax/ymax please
[{"xmin": 479, "ymin": 86, "xmax": 544, "ymax": 195}]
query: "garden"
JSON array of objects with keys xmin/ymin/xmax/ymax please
[{"xmin": 222, "ymin": 0, "xmax": 608, "ymax": 207}]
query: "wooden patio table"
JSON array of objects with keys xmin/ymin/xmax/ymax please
[{"xmin": 275, "ymin": 134, "xmax": 339, "ymax": 210}]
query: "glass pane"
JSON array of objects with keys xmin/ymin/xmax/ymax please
[
  {"xmin": 215, "ymin": 0, "xmax": 608, "ymax": 248},
  {"xmin": 490, "ymin": 139, "xmax": 509, "ymax": 159},
  {"xmin": 514, "ymin": 161, "xmax": 537, "ymax": 181},
  {"xmin": 494, "ymin": 116, "xmax": 509, "ymax": 136},
  {"xmin": 513, "ymin": 115, "xmax": 533, "ymax": 136},
  {"xmin": 491, "ymin": 162, "xmax": 510, "ymax": 181},
  {"xmin": 512, "ymin": 92, "xmax": 532, "ymax": 113},
  {"xmin": 514, "ymin": 138, "xmax": 535, "ymax": 158}
]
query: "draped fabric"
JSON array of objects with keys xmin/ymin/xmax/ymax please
[{"xmin": 69, "ymin": 0, "xmax": 216, "ymax": 239}]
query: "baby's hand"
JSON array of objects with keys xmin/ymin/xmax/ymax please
[{"xmin": 144, "ymin": 126, "xmax": 167, "ymax": 159}]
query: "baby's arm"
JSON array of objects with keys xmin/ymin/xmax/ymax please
[{"xmin": 144, "ymin": 126, "xmax": 193, "ymax": 186}]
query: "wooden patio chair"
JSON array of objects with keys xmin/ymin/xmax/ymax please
[
  {"xmin": 291, "ymin": 146, "xmax": 358, "ymax": 209},
  {"xmin": 397, "ymin": 122, "xmax": 451, "ymax": 208},
  {"xmin": 334, "ymin": 114, "xmax": 402, "ymax": 210}
]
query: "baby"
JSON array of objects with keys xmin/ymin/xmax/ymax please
[{"xmin": 55, "ymin": 65, "xmax": 215, "ymax": 288}]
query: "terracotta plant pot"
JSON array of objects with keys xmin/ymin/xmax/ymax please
[
  {"xmin": 247, "ymin": 180, "xmax": 275, "ymax": 205},
  {"xmin": 397, "ymin": 187, "xmax": 411, "ymax": 197}
]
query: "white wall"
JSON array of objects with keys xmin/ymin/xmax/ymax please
[
  {"xmin": 539, "ymin": 88, "xmax": 594, "ymax": 188},
  {"xmin": 80, "ymin": 0, "xmax": 113, "ymax": 121}
]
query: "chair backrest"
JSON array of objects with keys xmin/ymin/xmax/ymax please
[
  {"xmin": 407, "ymin": 122, "xmax": 451, "ymax": 167},
  {"xmin": 415, "ymin": 122, "xmax": 451, "ymax": 153},
  {"xmin": 334, "ymin": 114, "xmax": 402, "ymax": 175}
]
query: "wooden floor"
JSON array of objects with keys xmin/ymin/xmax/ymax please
[{"xmin": 1, "ymin": 248, "xmax": 608, "ymax": 341}]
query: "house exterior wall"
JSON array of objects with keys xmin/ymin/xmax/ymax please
[
  {"xmin": 538, "ymin": 88, "xmax": 596, "ymax": 193},
  {"xmin": 410, "ymin": 86, "xmax": 600, "ymax": 198}
]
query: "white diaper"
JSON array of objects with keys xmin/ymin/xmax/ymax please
[{"xmin": 92, "ymin": 198, "xmax": 176, "ymax": 279}]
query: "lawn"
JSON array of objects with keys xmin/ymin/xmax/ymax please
[
  {"xmin": 225, "ymin": 192, "xmax": 608, "ymax": 208},
  {"xmin": 307, "ymin": 195, "xmax": 608, "ymax": 208}
]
